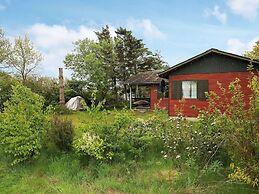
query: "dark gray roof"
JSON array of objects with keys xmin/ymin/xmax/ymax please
[
  {"xmin": 159, "ymin": 48, "xmax": 259, "ymax": 78},
  {"xmin": 124, "ymin": 70, "xmax": 168, "ymax": 86}
]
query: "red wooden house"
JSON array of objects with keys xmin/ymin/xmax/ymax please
[{"xmin": 126, "ymin": 48, "xmax": 259, "ymax": 117}]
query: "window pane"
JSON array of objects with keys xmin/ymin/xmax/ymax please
[
  {"xmin": 182, "ymin": 81, "xmax": 191, "ymax": 98},
  {"xmin": 182, "ymin": 81, "xmax": 197, "ymax": 99},
  {"xmin": 190, "ymin": 81, "xmax": 197, "ymax": 98}
]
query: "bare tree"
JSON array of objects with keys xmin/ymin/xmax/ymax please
[
  {"xmin": 0, "ymin": 28, "xmax": 12, "ymax": 68},
  {"xmin": 7, "ymin": 35, "xmax": 43, "ymax": 82}
]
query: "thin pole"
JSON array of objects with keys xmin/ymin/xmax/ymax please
[{"xmin": 59, "ymin": 68, "xmax": 65, "ymax": 106}]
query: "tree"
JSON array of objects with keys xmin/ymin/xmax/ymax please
[
  {"xmin": 0, "ymin": 28, "xmax": 11, "ymax": 67},
  {"xmin": 64, "ymin": 25, "xmax": 166, "ymax": 104},
  {"xmin": 24, "ymin": 76, "xmax": 60, "ymax": 107},
  {"xmin": 96, "ymin": 25, "xmax": 118, "ymax": 98},
  {"xmin": 115, "ymin": 27, "xmax": 165, "ymax": 98},
  {"xmin": 244, "ymin": 40, "xmax": 259, "ymax": 60},
  {"xmin": 65, "ymin": 79, "xmax": 90, "ymax": 103},
  {"xmin": 64, "ymin": 38, "xmax": 111, "ymax": 101},
  {"xmin": 7, "ymin": 35, "xmax": 43, "ymax": 83}
]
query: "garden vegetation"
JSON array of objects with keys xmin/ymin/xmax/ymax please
[
  {"xmin": 0, "ymin": 71, "xmax": 258, "ymax": 193},
  {"xmin": 0, "ymin": 26, "xmax": 258, "ymax": 193}
]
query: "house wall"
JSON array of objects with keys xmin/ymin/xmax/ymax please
[
  {"xmin": 168, "ymin": 71, "xmax": 253, "ymax": 117},
  {"xmin": 150, "ymin": 85, "xmax": 169, "ymax": 110}
]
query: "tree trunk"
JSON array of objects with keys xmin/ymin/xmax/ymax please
[
  {"xmin": 124, "ymin": 84, "xmax": 127, "ymax": 101},
  {"xmin": 113, "ymin": 76, "xmax": 118, "ymax": 100},
  {"xmin": 59, "ymin": 68, "xmax": 65, "ymax": 106}
]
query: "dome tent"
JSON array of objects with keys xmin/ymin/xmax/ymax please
[{"xmin": 65, "ymin": 96, "xmax": 85, "ymax": 111}]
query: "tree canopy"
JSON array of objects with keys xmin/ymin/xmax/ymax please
[
  {"xmin": 0, "ymin": 28, "xmax": 11, "ymax": 67},
  {"xmin": 7, "ymin": 35, "xmax": 43, "ymax": 82},
  {"xmin": 64, "ymin": 25, "xmax": 167, "ymax": 101}
]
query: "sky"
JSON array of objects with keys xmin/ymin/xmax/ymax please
[{"xmin": 0, "ymin": 0, "xmax": 259, "ymax": 77}]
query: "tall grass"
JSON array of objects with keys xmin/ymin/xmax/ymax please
[{"xmin": 0, "ymin": 111, "xmax": 258, "ymax": 193}]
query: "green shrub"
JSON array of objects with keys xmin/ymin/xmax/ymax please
[
  {"xmin": 0, "ymin": 72, "xmax": 17, "ymax": 112},
  {"xmin": 158, "ymin": 73, "xmax": 258, "ymax": 187},
  {"xmin": 73, "ymin": 132, "xmax": 106, "ymax": 160},
  {"xmin": 196, "ymin": 75, "xmax": 259, "ymax": 186},
  {"xmin": 48, "ymin": 116, "xmax": 74, "ymax": 152},
  {"xmin": 53, "ymin": 105, "xmax": 73, "ymax": 115},
  {"xmin": 73, "ymin": 110, "xmax": 159, "ymax": 162},
  {"xmin": 158, "ymin": 113, "xmax": 226, "ymax": 167},
  {"xmin": 0, "ymin": 84, "xmax": 48, "ymax": 165}
]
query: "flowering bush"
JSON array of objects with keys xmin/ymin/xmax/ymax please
[
  {"xmin": 159, "ymin": 113, "xmax": 225, "ymax": 167},
  {"xmin": 158, "ymin": 72, "xmax": 259, "ymax": 187},
  {"xmin": 73, "ymin": 132, "xmax": 106, "ymax": 160},
  {"xmin": 194, "ymin": 73, "xmax": 259, "ymax": 186},
  {"xmin": 73, "ymin": 110, "xmax": 160, "ymax": 161}
]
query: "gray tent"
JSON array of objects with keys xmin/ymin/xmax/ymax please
[{"xmin": 65, "ymin": 96, "xmax": 85, "ymax": 111}]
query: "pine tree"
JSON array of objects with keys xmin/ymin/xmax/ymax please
[
  {"xmin": 65, "ymin": 25, "xmax": 167, "ymax": 104},
  {"xmin": 96, "ymin": 25, "xmax": 118, "ymax": 98},
  {"xmin": 115, "ymin": 27, "xmax": 165, "ymax": 97}
]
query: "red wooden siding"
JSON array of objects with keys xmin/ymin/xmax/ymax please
[
  {"xmin": 150, "ymin": 85, "xmax": 169, "ymax": 110},
  {"xmin": 168, "ymin": 72, "xmax": 253, "ymax": 117}
]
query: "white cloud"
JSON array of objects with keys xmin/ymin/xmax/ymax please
[
  {"xmin": 227, "ymin": 38, "xmax": 245, "ymax": 53},
  {"xmin": 28, "ymin": 23, "xmax": 98, "ymax": 50},
  {"xmin": 25, "ymin": 21, "xmax": 164, "ymax": 77},
  {"xmin": 226, "ymin": 37, "xmax": 259, "ymax": 54},
  {"xmin": 0, "ymin": 4, "xmax": 6, "ymax": 11},
  {"xmin": 204, "ymin": 5, "xmax": 227, "ymax": 24},
  {"xmin": 127, "ymin": 18, "xmax": 166, "ymax": 39},
  {"xmin": 27, "ymin": 23, "xmax": 102, "ymax": 77},
  {"xmin": 227, "ymin": 0, "xmax": 259, "ymax": 20}
]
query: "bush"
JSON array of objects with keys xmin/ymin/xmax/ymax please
[
  {"xmin": 0, "ymin": 72, "xmax": 17, "ymax": 112},
  {"xmin": 73, "ymin": 110, "xmax": 159, "ymax": 162},
  {"xmin": 0, "ymin": 84, "xmax": 48, "ymax": 165},
  {"xmin": 158, "ymin": 113, "xmax": 226, "ymax": 167},
  {"xmin": 159, "ymin": 73, "xmax": 259, "ymax": 187},
  {"xmin": 73, "ymin": 132, "xmax": 106, "ymax": 160},
  {"xmin": 177, "ymin": 75, "xmax": 258, "ymax": 186},
  {"xmin": 53, "ymin": 105, "xmax": 73, "ymax": 115},
  {"xmin": 48, "ymin": 116, "xmax": 74, "ymax": 152}
]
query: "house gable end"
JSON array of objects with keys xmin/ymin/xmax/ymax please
[{"xmin": 169, "ymin": 52, "xmax": 259, "ymax": 76}]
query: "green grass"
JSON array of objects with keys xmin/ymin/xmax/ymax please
[
  {"xmin": 1, "ymin": 152, "xmax": 257, "ymax": 194},
  {"xmin": 0, "ymin": 110, "xmax": 258, "ymax": 194},
  {"xmin": 61, "ymin": 109, "xmax": 154, "ymax": 137}
]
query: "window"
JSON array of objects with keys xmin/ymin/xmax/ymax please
[
  {"xmin": 172, "ymin": 80, "xmax": 208, "ymax": 100},
  {"xmin": 182, "ymin": 81, "xmax": 197, "ymax": 99}
]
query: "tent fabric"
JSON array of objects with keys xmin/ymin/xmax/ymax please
[{"xmin": 65, "ymin": 96, "xmax": 85, "ymax": 110}]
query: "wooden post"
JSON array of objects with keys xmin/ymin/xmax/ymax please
[
  {"xmin": 136, "ymin": 84, "xmax": 139, "ymax": 98},
  {"xmin": 59, "ymin": 68, "xmax": 65, "ymax": 106},
  {"xmin": 129, "ymin": 85, "xmax": 132, "ymax": 109}
]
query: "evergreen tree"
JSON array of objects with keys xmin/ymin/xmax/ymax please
[
  {"xmin": 64, "ymin": 25, "xmax": 167, "ymax": 105},
  {"xmin": 96, "ymin": 25, "xmax": 118, "ymax": 98},
  {"xmin": 115, "ymin": 27, "xmax": 165, "ymax": 97}
]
